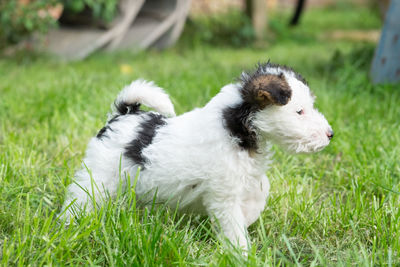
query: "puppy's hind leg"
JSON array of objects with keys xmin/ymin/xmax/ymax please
[
  {"xmin": 59, "ymin": 162, "xmax": 123, "ymax": 223},
  {"xmin": 59, "ymin": 169, "xmax": 100, "ymax": 222}
]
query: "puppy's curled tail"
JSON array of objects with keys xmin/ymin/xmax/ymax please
[{"xmin": 113, "ymin": 79, "xmax": 176, "ymax": 117}]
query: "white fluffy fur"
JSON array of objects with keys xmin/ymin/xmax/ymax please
[
  {"xmin": 60, "ymin": 66, "xmax": 332, "ymax": 250},
  {"xmin": 114, "ymin": 79, "xmax": 176, "ymax": 117}
]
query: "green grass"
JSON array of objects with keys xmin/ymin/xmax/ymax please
[{"xmin": 1, "ymin": 4, "xmax": 399, "ymax": 266}]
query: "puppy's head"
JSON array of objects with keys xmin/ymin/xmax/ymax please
[{"xmin": 238, "ymin": 62, "xmax": 333, "ymax": 153}]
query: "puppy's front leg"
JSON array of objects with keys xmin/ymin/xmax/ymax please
[{"xmin": 204, "ymin": 198, "xmax": 249, "ymax": 250}]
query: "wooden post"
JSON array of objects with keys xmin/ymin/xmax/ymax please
[
  {"xmin": 245, "ymin": 0, "xmax": 253, "ymax": 18},
  {"xmin": 246, "ymin": 0, "xmax": 267, "ymax": 41},
  {"xmin": 371, "ymin": 0, "xmax": 400, "ymax": 84}
]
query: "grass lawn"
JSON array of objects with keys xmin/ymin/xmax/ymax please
[{"xmin": 1, "ymin": 3, "xmax": 399, "ymax": 266}]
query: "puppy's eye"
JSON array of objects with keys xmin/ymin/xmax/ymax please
[{"xmin": 296, "ymin": 109, "xmax": 304, "ymax": 115}]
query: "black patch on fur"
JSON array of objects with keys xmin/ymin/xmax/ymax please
[
  {"xmin": 96, "ymin": 126, "xmax": 109, "ymax": 139},
  {"xmin": 223, "ymin": 102, "xmax": 259, "ymax": 150},
  {"xmin": 115, "ymin": 101, "xmax": 142, "ymax": 115},
  {"xmin": 96, "ymin": 115, "xmax": 120, "ymax": 140},
  {"xmin": 108, "ymin": 115, "xmax": 120, "ymax": 124},
  {"xmin": 125, "ymin": 113, "xmax": 167, "ymax": 166},
  {"xmin": 97, "ymin": 108, "xmax": 145, "ymax": 140},
  {"xmin": 96, "ymin": 126, "xmax": 112, "ymax": 139}
]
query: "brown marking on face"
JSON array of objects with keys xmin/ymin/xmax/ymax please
[
  {"xmin": 256, "ymin": 90, "xmax": 274, "ymax": 105},
  {"xmin": 243, "ymin": 74, "xmax": 292, "ymax": 108}
]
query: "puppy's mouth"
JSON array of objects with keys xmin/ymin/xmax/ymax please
[
  {"xmin": 284, "ymin": 138, "xmax": 330, "ymax": 154},
  {"xmin": 306, "ymin": 139, "xmax": 331, "ymax": 153}
]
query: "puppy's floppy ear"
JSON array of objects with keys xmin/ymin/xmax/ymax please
[{"xmin": 242, "ymin": 73, "xmax": 292, "ymax": 108}]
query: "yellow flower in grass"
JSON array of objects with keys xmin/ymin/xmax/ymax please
[{"xmin": 120, "ymin": 64, "xmax": 133, "ymax": 74}]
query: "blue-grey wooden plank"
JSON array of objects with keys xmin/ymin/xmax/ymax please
[{"xmin": 371, "ymin": 0, "xmax": 400, "ymax": 84}]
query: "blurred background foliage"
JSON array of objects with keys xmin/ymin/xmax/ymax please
[
  {"xmin": 62, "ymin": 0, "xmax": 119, "ymax": 23},
  {"xmin": 182, "ymin": 9, "xmax": 256, "ymax": 48},
  {"xmin": 0, "ymin": 0, "xmax": 119, "ymax": 49},
  {"xmin": 0, "ymin": 0, "xmax": 58, "ymax": 47},
  {"xmin": 0, "ymin": 0, "xmax": 383, "ymax": 50},
  {"xmin": 184, "ymin": 1, "xmax": 381, "ymax": 47}
]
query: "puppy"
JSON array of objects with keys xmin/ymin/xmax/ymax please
[{"xmin": 60, "ymin": 62, "xmax": 333, "ymax": 249}]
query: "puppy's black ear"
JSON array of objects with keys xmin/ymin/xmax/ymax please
[{"xmin": 242, "ymin": 73, "xmax": 292, "ymax": 108}]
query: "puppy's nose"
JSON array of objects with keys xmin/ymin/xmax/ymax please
[{"xmin": 327, "ymin": 129, "xmax": 334, "ymax": 140}]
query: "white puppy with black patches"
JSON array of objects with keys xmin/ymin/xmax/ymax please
[{"xmin": 60, "ymin": 62, "xmax": 333, "ymax": 250}]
